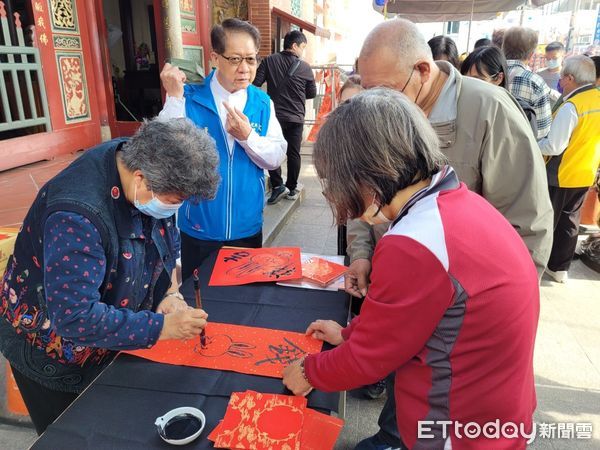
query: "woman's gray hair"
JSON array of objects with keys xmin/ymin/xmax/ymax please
[
  {"xmin": 314, "ymin": 88, "xmax": 447, "ymax": 224},
  {"xmin": 562, "ymin": 55, "xmax": 596, "ymax": 86},
  {"xmin": 120, "ymin": 118, "xmax": 220, "ymax": 200}
]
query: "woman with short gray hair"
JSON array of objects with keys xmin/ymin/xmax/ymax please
[
  {"xmin": 283, "ymin": 88, "xmax": 540, "ymax": 449},
  {"xmin": 0, "ymin": 117, "xmax": 220, "ymax": 434},
  {"xmin": 120, "ymin": 117, "xmax": 220, "ymax": 201}
]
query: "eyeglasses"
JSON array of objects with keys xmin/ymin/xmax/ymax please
[
  {"xmin": 218, "ymin": 54, "xmax": 260, "ymax": 66},
  {"xmin": 469, "ymin": 71, "xmax": 501, "ymax": 83}
]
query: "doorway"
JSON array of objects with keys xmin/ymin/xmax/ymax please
[{"xmin": 101, "ymin": 0, "xmax": 162, "ymax": 134}]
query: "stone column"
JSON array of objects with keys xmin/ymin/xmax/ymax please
[{"xmin": 161, "ymin": 0, "xmax": 184, "ymax": 60}]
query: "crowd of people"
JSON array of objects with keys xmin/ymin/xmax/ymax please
[
  {"xmin": 331, "ymin": 24, "xmax": 600, "ymax": 450},
  {"xmin": 0, "ymin": 15, "xmax": 598, "ymax": 450},
  {"xmin": 422, "ymin": 26, "xmax": 600, "ymax": 288}
]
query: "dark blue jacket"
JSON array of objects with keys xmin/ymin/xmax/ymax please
[{"xmin": 0, "ymin": 139, "xmax": 178, "ymax": 393}]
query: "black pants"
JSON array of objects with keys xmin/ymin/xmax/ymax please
[
  {"xmin": 269, "ymin": 121, "xmax": 304, "ymax": 192},
  {"xmin": 375, "ymin": 373, "xmax": 406, "ymax": 448},
  {"xmin": 180, "ymin": 230, "xmax": 263, "ymax": 283},
  {"xmin": 10, "ymin": 365, "xmax": 78, "ymax": 435},
  {"xmin": 548, "ymin": 185, "xmax": 588, "ymax": 271}
]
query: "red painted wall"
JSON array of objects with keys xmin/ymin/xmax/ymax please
[{"xmin": 0, "ymin": 0, "xmax": 103, "ymax": 172}]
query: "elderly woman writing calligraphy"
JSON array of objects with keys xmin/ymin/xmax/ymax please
[
  {"xmin": 283, "ymin": 89, "xmax": 540, "ymax": 449},
  {"xmin": 0, "ymin": 118, "xmax": 219, "ymax": 434}
]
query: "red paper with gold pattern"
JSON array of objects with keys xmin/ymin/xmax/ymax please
[
  {"xmin": 213, "ymin": 391, "xmax": 306, "ymax": 449},
  {"xmin": 207, "ymin": 420, "xmax": 223, "ymax": 442},
  {"xmin": 302, "ymin": 256, "xmax": 348, "ymax": 286},
  {"xmin": 300, "ymin": 408, "xmax": 344, "ymax": 449},
  {"xmin": 208, "ymin": 392, "xmax": 345, "ymax": 449},
  {"xmin": 208, "ymin": 247, "xmax": 302, "ymax": 286},
  {"xmin": 123, "ymin": 322, "xmax": 322, "ymax": 378}
]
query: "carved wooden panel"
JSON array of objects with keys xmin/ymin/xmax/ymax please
[
  {"xmin": 212, "ymin": 0, "xmax": 248, "ymax": 25},
  {"xmin": 48, "ymin": 0, "xmax": 78, "ymax": 34},
  {"xmin": 56, "ymin": 52, "xmax": 90, "ymax": 123}
]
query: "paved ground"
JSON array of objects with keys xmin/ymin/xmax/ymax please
[
  {"xmin": 1, "ymin": 155, "xmax": 599, "ymax": 449},
  {"xmin": 0, "ymin": 153, "xmax": 79, "ymax": 228}
]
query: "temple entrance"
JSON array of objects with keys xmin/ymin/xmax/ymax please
[{"xmin": 99, "ymin": 0, "xmax": 162, "ymax": 136}]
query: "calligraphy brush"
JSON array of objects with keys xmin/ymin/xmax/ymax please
[{"xmin": 193, "ymin": 268, "xmax": 207, "ymax": 348}]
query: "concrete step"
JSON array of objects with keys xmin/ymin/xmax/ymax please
[
  {"xmin": 262, "ymin": 185, "xmax": 305, "ymax": 246},
  {"xmin": 580, "ymin": 224, "xmax": 600, "ymax": 234},
  {"xmin": 300, "ymin": 143, "xmax": 313, "ymax": 156}
]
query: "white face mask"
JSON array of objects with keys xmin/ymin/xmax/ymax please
[
  {"xmin": 546, "ymin": 59, "xmax": 560, "ymax": 70},
  {"xmin": 360, "ymin": 195, "xmax": 391, "ymax": 226}
]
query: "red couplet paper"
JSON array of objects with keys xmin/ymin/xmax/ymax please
[
  {"xmin": 302, "ymin": 257, "xmax": 348, "ymax": 286},
  {"xmin": 208, "ymin": 247, "xmax": 303, "ymax": 286},
  {"xmin": 208, "ymin": 391, "xmax": 344, "ymax": 450},
  {"xmin": 123, "ymin": 322, "xmax": 323, "ymax": 378},
  {"xmin": 212, "ymin": 391, "xmax": 307, "ymax": 449},
  {"xmin": 207, "ymin": 420, "xmax": 222, "ymax": 442},
  {"xmin": 300, "ymin": 408, "xmax": 344, "ymax": 449}
]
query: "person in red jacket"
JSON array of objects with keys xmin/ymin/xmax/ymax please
[{"xmin": 283, "ymin": 88, "xmax": 540, "ymax": 450}]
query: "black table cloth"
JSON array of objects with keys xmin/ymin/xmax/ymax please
[{"xmin": 32, "ymin": 251, "xmax": 350, "ymax": 449}]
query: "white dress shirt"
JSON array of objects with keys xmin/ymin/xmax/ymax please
[
  {"xmin": 158, "ymin": 72, "xmax": 287, "ymax": 170},
  {"xmin": 537, "ymin": 85, "xmax": 594, "ymax": 156}
]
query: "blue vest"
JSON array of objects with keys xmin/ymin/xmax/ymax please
[
  {"xmin": 179, "ymin": 71, "xmax": 271, "ymax": 241},
  {"xmin": 0, "ymin": 140, "xmax": 178, "ymax": 392}
]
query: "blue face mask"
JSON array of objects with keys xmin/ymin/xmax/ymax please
[{"xmin": 134, "ymin": 183, "xmax": 182, "ymax": 219}]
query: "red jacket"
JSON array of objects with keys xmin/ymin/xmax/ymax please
[{"xmin": 305, "ymin": 168, "xmax": 539, "ymax": 449}]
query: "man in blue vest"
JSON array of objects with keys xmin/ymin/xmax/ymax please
[{"xmin": 159, "ymin": 19, "xmax": 286, "ymax": 281}]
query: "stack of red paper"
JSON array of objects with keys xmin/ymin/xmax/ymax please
[
  {"xmin": 208, "ymin": 390, "xmax": 344, "ymax": 449},
  {"xmin": 302, "ymin": 256, "xmax": 348, "ymax": 287}
]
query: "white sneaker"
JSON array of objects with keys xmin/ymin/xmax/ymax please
[{"xmin": 546, "ymin": 268, "xmax": 568, "ymax": 283}]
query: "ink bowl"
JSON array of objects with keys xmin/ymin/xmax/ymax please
[{"xmin": 155, "ymin": 406, "xmax": 206, "ymax": 445}]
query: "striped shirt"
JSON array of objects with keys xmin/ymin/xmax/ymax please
[{"xmin": 507, "ymin": 60, "xmax": 553, "ymax": 139}]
